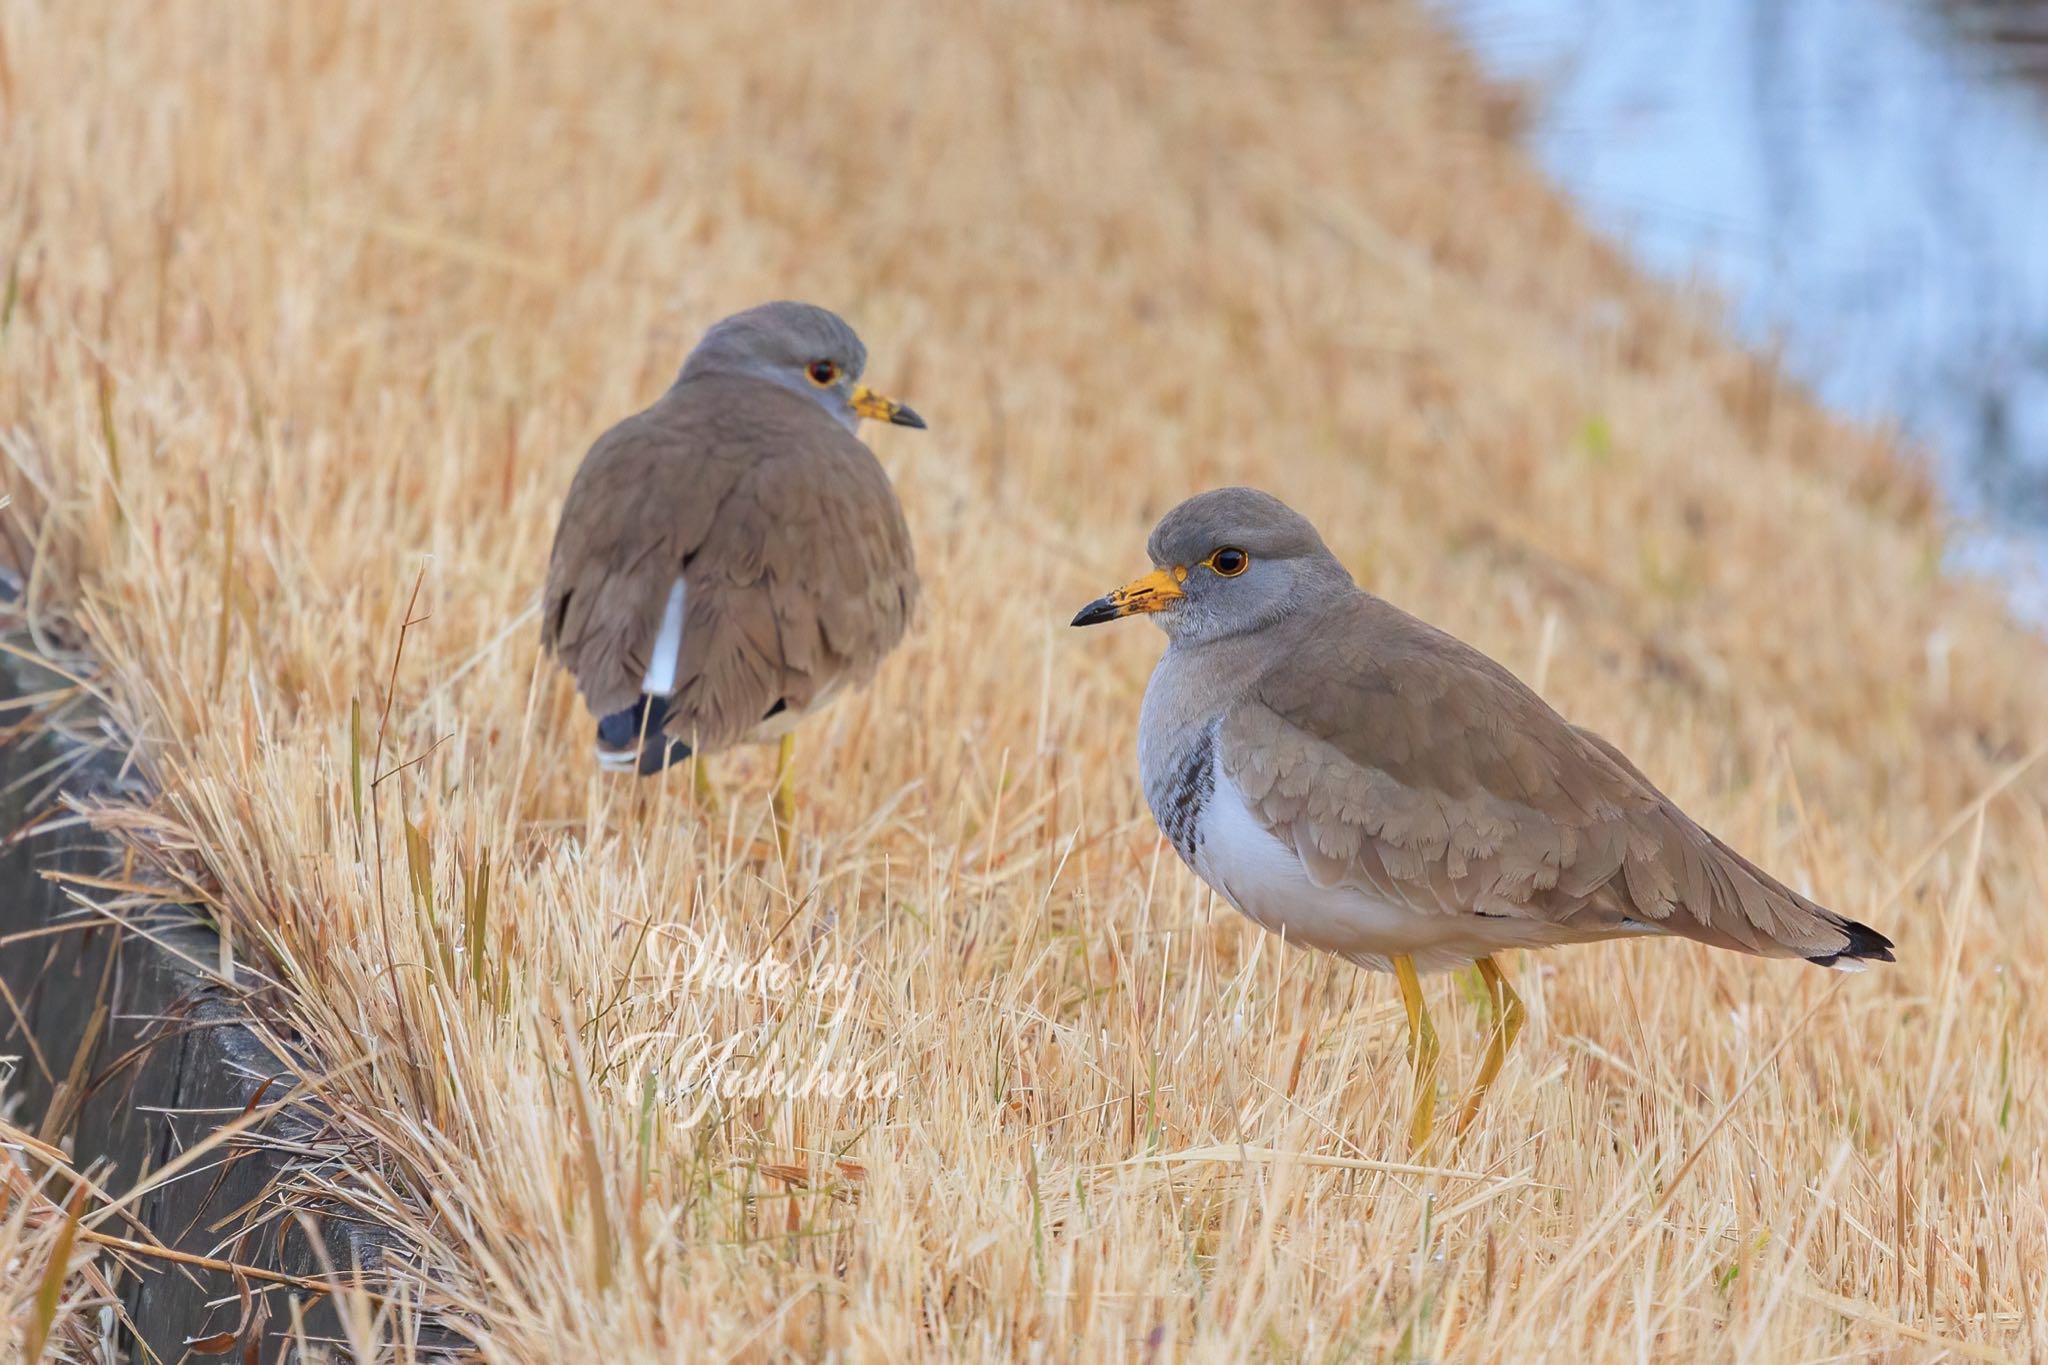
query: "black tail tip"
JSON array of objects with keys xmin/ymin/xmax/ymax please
[
  {"xmin": 596, "ymin": 696, "xmax": 693, "ymax": 777},
  {"xmin": 1809, "ymin": 918, "xmax": 1896, "ymax": 969}
]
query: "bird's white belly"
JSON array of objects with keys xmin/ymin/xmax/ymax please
[{"xmin": 1189, "ymin": 761, "xmax": 1559, "ymax": 974}]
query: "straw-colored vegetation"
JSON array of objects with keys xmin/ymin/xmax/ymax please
[
  {"xmin": 5, "ymin": 0, "xmax": 2047, "ymax": 1358},
  {"xmin": 1, "ymin": 1120, "xmax": 111, "ymax": 1363}
]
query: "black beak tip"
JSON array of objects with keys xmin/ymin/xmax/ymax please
[
  {"xmin": 889, "ymin": 404, "xmax": 927, "ymax": 430},
  {"xmin": 1070, "ymin": 598, "xmax": 1117, "ymax": 628}
]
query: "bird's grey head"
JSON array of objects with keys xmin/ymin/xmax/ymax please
[
  {"xmin": 1070, "ymin": 487, "xmax": 1353, "ymax": 643},
  {"xmin": 676, "ymin": 301, "xmax": 926, "ymax": 434}
]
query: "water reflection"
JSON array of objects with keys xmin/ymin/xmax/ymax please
[{"xmin": 1436, "ymin": 0, "xmax": 2048, "ymax": 604}]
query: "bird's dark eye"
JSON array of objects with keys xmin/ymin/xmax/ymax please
[
  {"xmin": 1209, "ymin": 547, "xmax": 1249, "ymax": 577},
  {"xmin": 806, "ymin": 360, "xmax": 839, "ymax": 387}
]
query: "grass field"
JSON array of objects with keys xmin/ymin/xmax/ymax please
[{"xmin": 6, "ymin": 0, "xmax": 2048, "ymax": 1358}]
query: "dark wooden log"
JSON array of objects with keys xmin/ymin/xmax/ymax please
[{"xmin": 1, "ymin": 640, "xmax": 436, "ymax": 1361}]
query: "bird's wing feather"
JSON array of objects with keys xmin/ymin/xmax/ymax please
[{"xmin": 1216, "ymin": 593, "xmax": 1857, "ymax": 958}]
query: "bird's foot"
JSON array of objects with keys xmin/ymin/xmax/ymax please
[
  {"xmin": 1453, "ymin": 955, "xmax": 1525, "ymax": 1140},
  {"xmin": 1393, "ymin": 954, "xmax": 1440, "ymax": 1154}
]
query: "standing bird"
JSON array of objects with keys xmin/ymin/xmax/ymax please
[
  {"xmin": 542, "ymin": 302, "xmax": 924, "ymax": 848},
  {"xmin": 1072, "ymin": 488, "xmax": 1893, "ymax": 1149}
]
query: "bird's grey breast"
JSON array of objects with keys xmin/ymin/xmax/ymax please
[{"xmin": 1138, "ymin": 654, "xmax": 1222, "ymax": 867}]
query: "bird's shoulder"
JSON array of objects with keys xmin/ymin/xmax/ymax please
[
  {"xmin": 1241, "ymin": 594, "xmax": 1641, "ymax": 805},
  {"xmin": 561, "ymin": 379, "xmax": 817, "ymax": 494}
]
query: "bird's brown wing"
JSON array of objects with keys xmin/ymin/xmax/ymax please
[
  {"xmin": 541, "ymin": 378, "xmax": 918, "ymax": 753},
  {"xmin": 541, "ymin": 404, "xmax": 725, "ymax": 720},
  {"xmin": 1217, "ymin": 593, "xmax": 1867, "ymax": 959}
]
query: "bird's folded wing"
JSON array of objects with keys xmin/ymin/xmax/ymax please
[{"xmin": 1216, "ymin": 596, "xmax": 1850, "ymax": 957}]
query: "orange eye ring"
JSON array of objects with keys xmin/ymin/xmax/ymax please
[
  {"xmin": 1207, "ymin": 547, "xmax": 1250, "ymax": 577},
  {"xmin": 806, "ymin": 360, "xmax": 840, "ymax": 387}
]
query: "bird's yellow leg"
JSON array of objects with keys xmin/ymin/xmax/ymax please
[
  {"xmin": 1455, "ymin": 955, "xmax": 1526, "ymax": 1138},
  {"xmin": 691, "ymin": 755, "xmax": 719, "ymax": 811},
  {"xmin": 771, "ymin": 733, "xmax": 797, "ymax": 863},
  {"xmin": 1392, "ymin": 954, "xmax": 1439, "ymax": 1153}
]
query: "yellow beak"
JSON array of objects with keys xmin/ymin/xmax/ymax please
[
  {"xmin": 1070, "ymin": 566, "xmax": 1187, "ymax": 626},
  {"xmin": 850, "ymin": 385, "xmax": 927, "ymax": 428}
]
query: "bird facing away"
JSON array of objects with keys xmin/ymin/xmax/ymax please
[
  {"xmin": 542, "ymin": 302, "xmax": 923, "ymax": 846},
  {"xmin": 1072, "ymin": 487, "xmax": 1893, "ymax": 1148}
]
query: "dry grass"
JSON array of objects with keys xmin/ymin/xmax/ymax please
[
  {"xmin": 1, "ymin": 1116, "xmax": 129, "ymax": 1362},
  {"xmin": 0, "ymin": 1157, "xmax": 94, "ymax": 1360},
  {"xmin": 5, "ymin": 0, "xmax": 2048, "ymax": 1358}
]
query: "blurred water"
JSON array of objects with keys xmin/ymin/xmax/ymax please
[{"xmin": 1435, "ymin": 0, "xmax": 2048, "ymax": 613}]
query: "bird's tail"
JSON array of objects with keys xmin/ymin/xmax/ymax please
[
  {"xmin": 1806, "ymin": 916, "xmax": 1897, "ymax": 972},
  {"xmin": 595, "ymin": 694, "xmax": 693, "ymax": 776}
]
